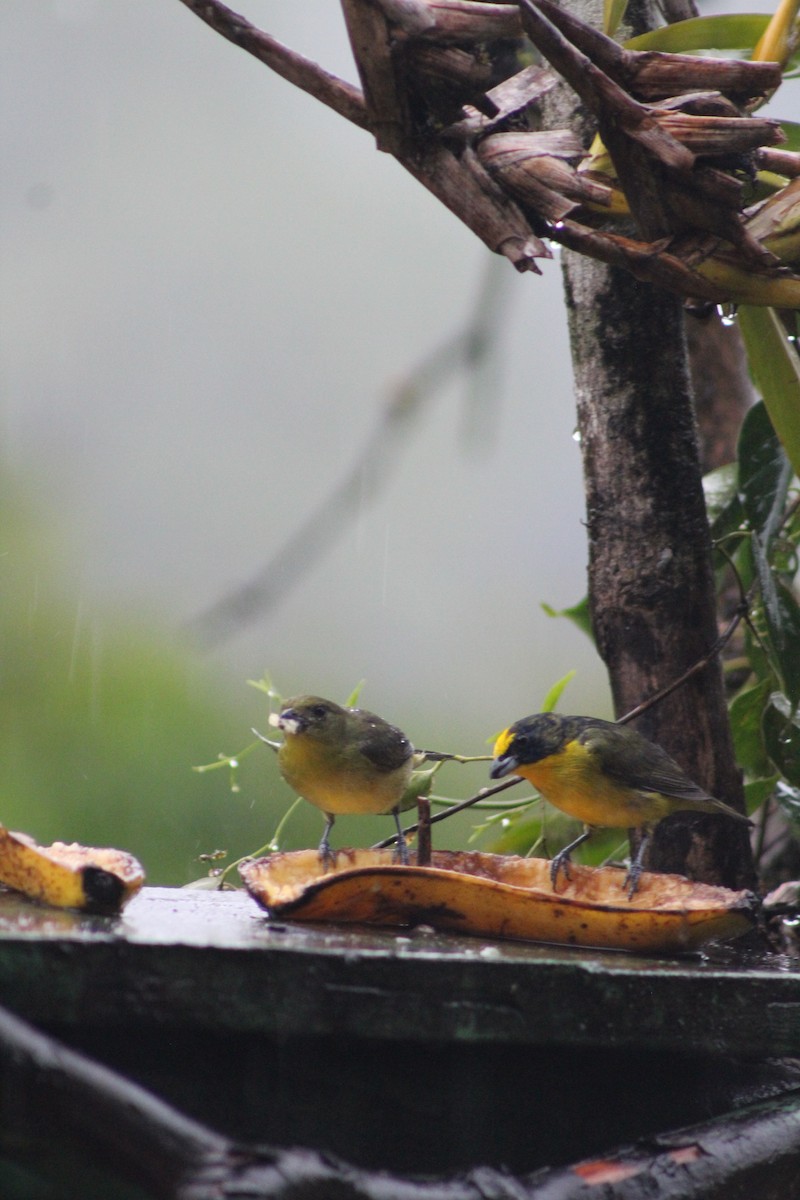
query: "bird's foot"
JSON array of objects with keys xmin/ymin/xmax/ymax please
[
  {"xmin": 317, "ymin": 816, "xmax": 337, "ymax": 872},
  {"xmin": 392, "ymin": 810, "xmax": 410, "ymax": 865},
  {"xmin": 317, "ymin": 839, "xmax": 337, "ymax": 872},
  {"xmin": 550, "ymin": 849, "xmax": 573, "ymax": 892},
  {"xmin": 393, "ymin": 831, "xmax": 410, "ymax": 866},
  {"xmin": 624, "ymin": 859, "xmax": 642, "ymax": 900},
  {"xmin": 624, "ymin": 833, "xmax": 649, "ymax": 900},
  {"xmin": 550, "ymin": 829, "xmax": 592, "ymax": 892}
]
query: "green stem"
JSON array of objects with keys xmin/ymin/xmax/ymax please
[{"xmin": 215, "ymin": 795, "xmax": 305, "ymax": 888}]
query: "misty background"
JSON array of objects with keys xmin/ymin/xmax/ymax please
[{"xmin": 0, "ymin": 0, "xmax": 788, "ymax": 881}]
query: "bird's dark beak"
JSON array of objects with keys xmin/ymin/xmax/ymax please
[{"xmin": 489, "ymin": 754, "xmax": 519, "ymax": 780}]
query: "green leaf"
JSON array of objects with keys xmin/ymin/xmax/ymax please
[
  {"xmin": 764, "ymin": 692, "xmax": 800, "ymax": 786},
  {"xmin": 749, "ymin": 555, "xmax": 800, "ymax": 706},
  {"xmin": 706, "ymin": 462, "xmax": 747, "ymax": 562},
  {"xmin": 738, "ymin": 308, "xmax": 800, "ymax": 480},
  {"xmin": 345, "ymin": 679, "xmax": 366, "ymax": 707},
  {"xmin": 397, "ymin": 767, "xmax": 435, "ymax": 811},
  {"xmin": 736, "ymin": 401, "xmax": 791, "ymax": 536},
  {"xmin": 484, "ymin": 810, "xmax": 545, "ymax": 856},
  {"xmin": 744, "ymin": 775, "xmax": 779, "ymax": 813},
  {"xmin": 773, "ymin": 583, "xmax": 800, "ymax": 706},
  {"xmin": 182, "ymin": 876, "xmax": 226, "ymax": 890},
  {"xmin": 541, "ymin": 595, "xmax": 594, "ymax": 640},
  {"xmin": 773, "ymin": 781, "xmax": 800, "ymax": 827},
  {"xmin": 624, "ymin": 13, "xmax": 769, "ymax": 53},
  {"xmin": 541, "ymin": 670, "xmax": 577, "ymax": 713},
  {"xmin": 779, "ymin": 122, "xmax": 800, "ymax": 153},
  {"xmin": 604, "ymin": 0, "xmax": 628, "ymax": 36},
  {"xmin": 247, "ymin": 672, "xmax": 282, "ymax": 703},
  {"xmin": 704, "ymin": 463, "xmax": 738, "ymax": 525},
  {"xmin": 730, "ymin": 678, "xmax": 772, "ymax": 776}
]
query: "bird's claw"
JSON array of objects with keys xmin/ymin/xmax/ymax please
[
  {"xmin": 624, "ymin": 860, "xmax": 642, "ymax": 899},
  {"xmin": 317, "ymin": 838, "xmax": 337, "ymax": 872},
  {"xmin": 394, "ymin": 831, "xmax": 410, "ymax": 866},
  {"xmin": 550, "ymin": 850, "xmax": 572, "ymax": 891},
  {"xmin": 624, "ymin": 832, "xmax": 649, "ymax": 900},
  {"xmin": 317, "ymin": 815, "xmax": 339, "ymax": 872},
  {"xmin": 391, "ymin": 810, "xmax": 410, "ymax": 865}
]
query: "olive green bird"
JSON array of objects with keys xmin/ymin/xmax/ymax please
[
  {"xmin": 269, "ymin": 695, "xmax": 424, "ymax": 865},
  {"xmin": 490, "ymin": 713, "xmax": 751, "ymax": 897}
]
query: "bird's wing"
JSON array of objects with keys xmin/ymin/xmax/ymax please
[
  {"xmin": 579, "ymin": 722, "xmax": 715, "ymax": 802},
  {"xmin": 355, "ymin": 712, "xmax": 413, "ymax": 773}
]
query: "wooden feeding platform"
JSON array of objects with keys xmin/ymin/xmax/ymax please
[{"xmin": 0, "ymin": 877, "xmax": 800, "ymax": 1197}]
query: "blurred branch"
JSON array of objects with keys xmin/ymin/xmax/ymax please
[
  {"xmin": 7, "ymin": 996, "xmax": 800, "ymax": 1198},
  {"xmin": 187, "ymin": 260, "xmax": 510, "ymax": 647},
  {"xmin": 0, "ymin": 1002, "xmax": 225, "ymax": 1198},
  {"xmin": 177, "ymin": 0, "xmax": 548, "ymax": 270},
  {"xmin": 176, "ymin": 0, "xmax": 369, "ymax": 128}
]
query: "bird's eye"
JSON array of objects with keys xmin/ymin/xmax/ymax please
[{"xmin": 310, "ymin": 704, "xmax": 329, "ymax": 720}]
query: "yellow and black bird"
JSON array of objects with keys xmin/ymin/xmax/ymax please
[
  {"xmin": 271, "ymin": 695, "xmax": 417, "ymax": 864},
  {"xmin": 490, "ymin": 712, "xmax": 751, "ymax": 896}
]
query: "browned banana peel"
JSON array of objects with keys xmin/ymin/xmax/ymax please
[
  {"xmin": 0, "ymin": 826, "xmax": 145, "ymax": 913},
  {"xmin": 240, "ymin": 849, "xmax": 755, "ymax": 954}
]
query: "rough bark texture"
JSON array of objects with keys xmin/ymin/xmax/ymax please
[
  {"xmin": 562, "ymin": 257, "xmax": 754, "ymax": 887},
  {"xmin": 554, "ymin": 0, "xmax": 755, "ymax": 889}
]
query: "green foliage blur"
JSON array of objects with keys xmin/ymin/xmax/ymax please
[
  {"xmin": 708, "ymin": 401, "xmax": 800, "ymax": 836},
  {"xmin": 0, "ymin": 473, "xmax": 326, "ymax": 885}
]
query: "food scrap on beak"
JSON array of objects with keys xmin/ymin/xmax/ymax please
[{"xmin": 272, "ymin": 709, "xmax": 304, "ymax": 736}]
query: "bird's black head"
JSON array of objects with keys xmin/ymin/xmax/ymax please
[{"xmin": 490, "ymin": 713, "xmax": 575, "ymax": 778}]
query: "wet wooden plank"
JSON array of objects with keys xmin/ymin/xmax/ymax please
[{"xmin": 0, "ymin": 885, "xmax": 796, "ymax": 1057}]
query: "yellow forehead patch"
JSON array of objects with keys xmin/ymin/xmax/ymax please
[{"xmin": 492, "ymin": 727, "xmax": 514, "ymax": 758}]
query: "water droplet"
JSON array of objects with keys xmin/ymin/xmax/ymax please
[
  {"xmin": 716, "ymin": 304, "xmax": 738, "ymax": 327},
  {"xmin": 229, "ymin": 759, "xmax": 239, "ymax": 770},
  {"xmin": 572, "ymin": 427, "xmax": 582, "ymax": 444}
]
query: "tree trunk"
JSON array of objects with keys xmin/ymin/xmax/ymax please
[{"xmin": 556, "ymin": 0, "xmax": 756, "ymax": 890}]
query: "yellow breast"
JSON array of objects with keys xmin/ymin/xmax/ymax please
[
  {"xmin": 518, "ymin": 742, "xmax": 673, "ymax": 829},
  {"xmin": 279, "ymin": 737, "xmax": 411, "ymax": 816}
]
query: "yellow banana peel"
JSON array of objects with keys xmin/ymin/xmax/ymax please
[
  {"xmin": 0, "ymin": 826, "xmax": 145, "ymax": 913},
  {"xmin": 240, "ymin": 848, "xmax": 755, "ymax": 954}
]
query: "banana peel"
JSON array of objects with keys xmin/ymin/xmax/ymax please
[
  {"xmin": 240, "ymin": 848, "xmax": 755, "ymax": 954},
  {"xmin": 0, "ymin": 826, "xmax": 145, "ymax": 913}
]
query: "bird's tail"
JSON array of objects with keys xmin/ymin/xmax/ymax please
[{"xmin": 703, "ymin": 796, "xmax": 753, "ymax": 826}]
